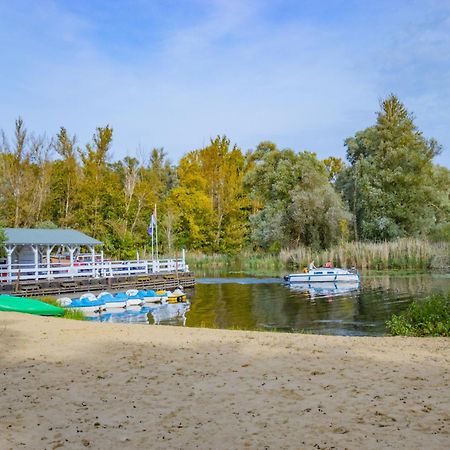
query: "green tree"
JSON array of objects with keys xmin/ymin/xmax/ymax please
[
  {"xmin": 0, "ymin": 228, "xmax": 6, "ymax": 258},
  {"xmin": 77, "ymin": 126, "xmax": 121, "ymax": 249},
  {"xmin": 245, "ymin": 142, "xmax": 350, "ymax": 250},
  {"xmin": 49, "ymin": 127, "xmax": 79, "ymax": 226},
  {"xmin": 338, "ymin": 95, "xmax": 445, "ymax": 240}
]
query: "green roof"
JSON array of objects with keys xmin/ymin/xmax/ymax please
[{"xmin": 3, "ymin": 228, "xmax": 103, "ymax": 246}]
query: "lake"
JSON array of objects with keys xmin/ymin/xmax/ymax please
[{"xmin": 87, "ymin": 271, "xmax": 450, "ymax": 336}]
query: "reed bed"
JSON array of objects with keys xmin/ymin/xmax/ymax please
[
  {"xmin": 187, "ymin": 251, "xmax": 283, "ymax": 274},
  {"xmin": 281, "ymin": 239, "xmax": 449, "ymax": 270},
  {"xmin": 187, "ymin": 239, "xmax": 449, "ymax": 273}
]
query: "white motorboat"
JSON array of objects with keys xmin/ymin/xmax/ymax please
[{"xmin": 285, "ymin": 267, "xmax": 359, "ymax": 283}]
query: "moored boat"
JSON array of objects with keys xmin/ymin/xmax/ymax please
[
  {"xmin": 139, "ymin": 289, "xmax": 168, "ymax": 304},
  {"xmin": 97, "ymin": 291, "xmax": 127, "ymax": 309},
  {"xmin": 166, "ymin": 287, "xmax": 187, "ymax": 303},
  {"xmin": 59, "ymin": 293, "xmax": 106, "ymax": 312},
  {"xmin": 125, "ymin": 289, "xmax": 145, "ymax": 307},
  {"xmin": 285, "ymin": 268, "xmax": 359, "ymax": 284}
]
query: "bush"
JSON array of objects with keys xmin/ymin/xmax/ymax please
[{"xmin": 386, "ymin": 294, "xmax": 450, "ymax": 336}]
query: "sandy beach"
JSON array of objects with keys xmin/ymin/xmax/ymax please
[{"xmin": 0, "ymin": 313, "xmax": 449, "ymax": 449}]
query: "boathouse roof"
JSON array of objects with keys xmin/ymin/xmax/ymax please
[{"xmin": 3, "ymin": 228, "xmax": 103, "ymax": 246}]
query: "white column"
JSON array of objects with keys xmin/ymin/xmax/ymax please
[
  {"xmin": 68, "ymin": 246, "xmax": 75, "ymax": 265},
  {"xmin": 46, "ymin": 245, "xmax": 51, "ymax": 279},
  {"xmin": 6, "ymin": 245, "xmax": 15, "ymax": 283},
  {"xmin": 46, "ymin": 245, "xmax": 56, "ymax": 280},
  {"xmin": 32, "ymin": 245, "xmax": 39, "ymax": 280},
  {"xmin": 89, "ymin": 245, "xmax": 96, "ymax": 277},
  {"xmin": 68, "ymin": 246, "xmax": 75, "ymax": 277}
]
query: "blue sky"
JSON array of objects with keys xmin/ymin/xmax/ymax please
[{"xmin": 0, "ymin": 0, "xmax": 449, "ymax": 167}]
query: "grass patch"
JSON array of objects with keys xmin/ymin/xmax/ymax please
[
  {"xmin": 39, "ymin": 296, "xmax": 85, "ymax": 320},
  {"xmin": 386, "ymin": 294, "xmax": 450, "ymax": 337}
]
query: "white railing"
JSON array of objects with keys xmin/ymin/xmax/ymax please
[{"xmin": 0, "ymin": 258, "xmax": 189, "ymax": 283}]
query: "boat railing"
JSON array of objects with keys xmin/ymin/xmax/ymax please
[{"xmin": 0, "ymin": 257, "xmax": 189, "ymax": 283}]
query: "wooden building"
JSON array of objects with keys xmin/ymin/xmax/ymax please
[{"xmin": 0, "ymin": 229, "xmax": 192, "ymax": 295}]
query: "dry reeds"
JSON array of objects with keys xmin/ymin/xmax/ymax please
[
  {"xmin": 280, "ymin": 238, "xmax": 449, "ymax": 270},
  {"xmin": 187, "ymin": 239, "xmax": 449, "ymax": 273}
]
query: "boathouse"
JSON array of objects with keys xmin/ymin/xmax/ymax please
[
  {"xmin": 1, "ymin": 228, "xmax": 103, "ymax": 282},
  {"xmin": 0, "ymin": 228, "xmax": 193, "ymax": 296}
]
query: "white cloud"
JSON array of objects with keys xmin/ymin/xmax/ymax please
[{"xmin": 0, "ymin": 0, "xmax": 448, "ymax": 167}]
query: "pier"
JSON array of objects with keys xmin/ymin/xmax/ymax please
[
  {"xmin": 0, "ymin": 228, "xmax": 195, "ymax": 297},
  {"xmin": 0, "ymin": 271, "xmax": 195, "ymax": 297}
]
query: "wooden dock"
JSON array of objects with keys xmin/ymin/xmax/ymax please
[{"xmin": 0, "ymin": 272, "xmax": 196, "ymax": 297}]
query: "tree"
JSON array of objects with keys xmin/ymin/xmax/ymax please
[
  {"xmin": 0, "ymin": 228, "xmax": 6, "ymax": 258},
  {"xmin": 245, "ymin": 142, "xmax": 350, "ymax": 250},
  {"xmin": 323, "ymin": 156, "xmax": 344, "ymax": 182},
  {"xmin": 77, "ymin": 126, "xmax": 119, "ymax": 243},
  {"xmin": 0, "ymin": 118, "xmax": 50, "ymax": 227},
  {"xmin": 337, "ymin": 95, "xmax": 445, "ymax": 240},
  {"xmin": 168, "ymin": 136, "xmax": 248, "ymax": 253},
  {"xmin": 49, "ymin": 127, "xmax": 79, "ymax": 226}
]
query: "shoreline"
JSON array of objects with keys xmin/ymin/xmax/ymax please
[{"xmin": 1, "ymin": 312, "xmax": 449, "ymax": 449}]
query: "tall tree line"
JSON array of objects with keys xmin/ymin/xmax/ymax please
[{"xmin": 0, "ymin": 96, "xmax": 449, "ymax": 256}]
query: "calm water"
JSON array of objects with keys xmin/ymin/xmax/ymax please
[{"xmin": 87, "ymin": 271, "xmax": 450, "ymax": 336}]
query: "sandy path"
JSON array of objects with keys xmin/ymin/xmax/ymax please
[{"xmin": 0, "ymin": 312, "xmax": 449, "ymax": 449}]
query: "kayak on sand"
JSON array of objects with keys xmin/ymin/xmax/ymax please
[{"xmin": 0, "ymin": 294, "xmax": 64, "ymax": 317}]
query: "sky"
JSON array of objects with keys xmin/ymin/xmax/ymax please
[{"xmin": 0, "ymin": 0, "xmax": 449, "ymax": 167}]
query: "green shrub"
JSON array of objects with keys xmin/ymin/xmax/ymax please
[
  {"xmin": 386, "ymin": 294, "xmax": 450, "ymax": 337},
  {"xmin": 61, "ymin": 308, "xmax": 85, "ymax": 320}
]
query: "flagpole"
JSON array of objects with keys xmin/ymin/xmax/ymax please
[
  {"xmin": 151, "ymin": 227, "xmax": 154, "ymax": 261},
  {"xmin": 155, "ymin": 204, "xmax": 159, "ymax": 262}
]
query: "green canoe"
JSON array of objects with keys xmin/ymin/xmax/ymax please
[{"xmin": 0, "ymin": 294, "xmax": 64, "ymax": 317}]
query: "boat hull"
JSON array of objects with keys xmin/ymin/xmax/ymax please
[
  {"xmin": 287, "ymin": 269, "xmax": 359, "ymax": 283},
  {"xmin": 104, "ymin": 300, "xmax": 127, "ymax": 309},
  {"xmin": 0, "ymin": 294, "xmax": 64, "ymax": 316},
  {"xmin": 69, "ymin": 304, "xmax": 103, "ymax": 312},
  {"xmin": 125, "ymin": 298, "xmax": 144, "ymax": 307},
  {"xmin": 142, "ymin": 295, "xmax": 167, "ymax": 304},
  {"xmin": 167, "ymin": 293, "xmax": 187, "ymax": 303}
]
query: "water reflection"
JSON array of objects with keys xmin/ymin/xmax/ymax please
[
  {"xmin": 187, "ymin": 273, "xmax": 449, "ymax": 336},
  {"xmin": 84, "ymin": 272, "xmax": 449, "ymax": 336},
  {"xmin": 288, "ymin": 281, "xmax": 360, "ymax": 299},
  {"xmin": 85, "ymin": 302, "xmax": 190, "ymax": 326}
]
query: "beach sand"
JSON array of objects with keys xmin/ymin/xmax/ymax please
[{"xmin": 0, "ymin": 312, "xmax": 449, "ymax": 450}]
